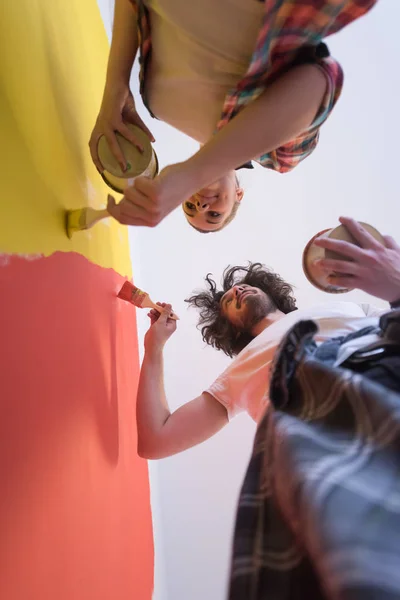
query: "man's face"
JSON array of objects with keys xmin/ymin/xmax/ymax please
[
  {"xmin": 220, "ymin": 284, "xmax": 275, "ymax": 331},
  {"xmin": 182, "ymin": 173, "xmax": 244, "ymax": 232}
]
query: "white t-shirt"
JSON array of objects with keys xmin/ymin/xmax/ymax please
[
  {"xmin": 206, "ymin": 301, "xmax": 386, "ymax": 423},
  {"xmin": 143, "ymin": 0, "xmax": 264, "ymax": 142}
]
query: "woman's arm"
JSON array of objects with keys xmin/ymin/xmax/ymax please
[
  {"xmin": 89, "ymin": 1, "xmax": 154, "ymax": 171},
  {"xmin": 183, "ymin": 64, "xmax": 327, "ymax": 190},
  {"xmin": 108, "ymin": 64, "xmax": 327, "ymax": 226},
  {"xmin": 105, "ymin": 0, "xmax": 139, "ymax": 90}
]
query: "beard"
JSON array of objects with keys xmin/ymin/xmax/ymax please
[{"xmin": 238, "ymin": 293, "xmax": 275, "ymax": 332}]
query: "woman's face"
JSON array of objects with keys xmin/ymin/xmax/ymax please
[{"xmin": 182, "ymin": 172, "xmax": 244, "ymax": 232}]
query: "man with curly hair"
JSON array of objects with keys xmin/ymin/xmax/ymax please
[
  {"xmin": 136, "ymin": 218, "xmax": 400, "ymax": 598},
  {"xmin": 135, "ymin": 219, "xmax": 400, "ymax": 458}
]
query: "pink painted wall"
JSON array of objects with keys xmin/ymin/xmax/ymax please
[{"xmin": 0, "ymin": 252, "xmax": 154, "ymax": 599}]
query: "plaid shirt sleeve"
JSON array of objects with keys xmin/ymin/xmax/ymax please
[
  {"xmin": 217, "ymin": 0, "xmax": 376, "ymax": 175},
  {"xmin": 258, "ymin": 56, "xmax": 344, "ymax": 173},
  {"xmin": 132, "ymin": 0, "xmax": 375, "ymax": 173}
]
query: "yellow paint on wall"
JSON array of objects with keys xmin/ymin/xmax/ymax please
[{"xmin": 0, "ymin": 0, "xmax": 131, "ymax": 277}]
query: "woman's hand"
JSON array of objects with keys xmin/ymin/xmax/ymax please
[
  {"xmin": 107, "ymin": 162, "xmax": 196, "ymax": 227},
  {"xmin": 89, "ymin": 86, "xmax": 155, "ymax": 173}
]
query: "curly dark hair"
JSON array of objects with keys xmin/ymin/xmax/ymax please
[{"xmin": 185, "ymin": 263, "xmax": 297, "ymax": 358}]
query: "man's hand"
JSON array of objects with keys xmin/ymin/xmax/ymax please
[
  {"xmin": 144, "ymin": 303, "xmax": 177, "ymax": 352},
  {"xmin": 313, "ymin": 217, "xmax": 400, "ymax": 303},
  {"xmin": 107, "ymin": 163, "xmax": 197, "ymax": 227}
]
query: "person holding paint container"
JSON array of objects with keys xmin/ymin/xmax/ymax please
[
  {"xmin": 90, "ymin": 0, "xmax": 377, "ymax": 232},
  {"xmin": 309, "ymin": 216, "xmax": 400, "ymax": 302},
  {"xmin": 137, "ymin": 218, "xmax": 400, "ymax": 459},
  {"xmin": 136, "ymin": 218, "xmax": 400, "ymax": 598},
  {"xmin": 228, "ymin": 219, "xmax": 400, "ymax": 599}
]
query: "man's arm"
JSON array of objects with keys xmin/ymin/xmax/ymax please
[
  {"xmin": 137, "ymin": 304, "xmax": 228, "ymax": 460},
  {"xmin": 137, "ymin": 350, "xmax": 228, "ymax": 459}
]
